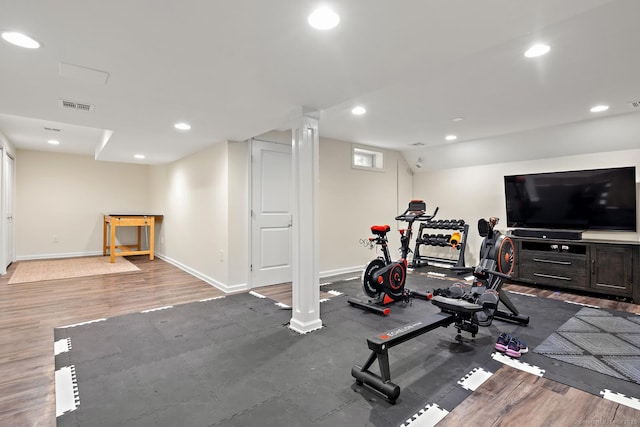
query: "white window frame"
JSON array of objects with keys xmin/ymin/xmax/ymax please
[{"xmin": 352, "ymin": 146, "xmax": 384, "ymax": 171}]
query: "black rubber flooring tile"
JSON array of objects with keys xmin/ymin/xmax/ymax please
[
  {"xmin": 314, "ymin": 397, "xmax": 394, "ymax": 427},
  {"xmin": 215, "ymin": 395, "xmax": 314, "ymax": 427},
  {"xmin": 57, "ymin": 281, "xmax": 640, "ymax": 427}
]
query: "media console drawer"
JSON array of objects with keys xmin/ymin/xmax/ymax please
[
  {"xmin": 519, "ymin": 264, "xmax": 587, "ymax": 289},
  {"xmin": 519, "ymin": 242, "xmax": 587, "ymax": 289}
]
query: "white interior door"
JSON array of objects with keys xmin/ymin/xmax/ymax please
[{"xmin": 251, "ymin": 139, "xmax": 292, "ymax": 287}]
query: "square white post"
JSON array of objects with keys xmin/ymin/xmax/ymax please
[{"xmin": 289, "ymin": 109, "xmax": 322, "ymax": 334}]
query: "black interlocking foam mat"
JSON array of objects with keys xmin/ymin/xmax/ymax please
[{"xmin": 54, "ymin": 274, "xmax": 639, "ymax": 426}]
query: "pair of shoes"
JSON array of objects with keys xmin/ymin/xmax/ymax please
[
  {"xmin": 506, "ymin": 337, "xmax": 529, "ymax": 358},
  {"xmin": 495, "ymin": 333, "xmax": 528, "ymax": 358}
]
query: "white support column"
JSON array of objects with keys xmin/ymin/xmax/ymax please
[{"xmin": 289, "ymin": 108, "xmax": 322, "ymax": 334}]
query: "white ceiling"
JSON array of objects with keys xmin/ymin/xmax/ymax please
[{"xmin": 1, "ymin": 0, "xmax": 639, "ymax": 166}]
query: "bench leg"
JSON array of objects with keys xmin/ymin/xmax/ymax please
[{"xmin": 351, "ymin": 349, "xmax": 400, "ymax": 403}]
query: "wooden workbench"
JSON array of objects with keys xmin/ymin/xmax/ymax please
[{"xmin": 103, "ymin": 214, "xmax": 163, "ymax": 263}]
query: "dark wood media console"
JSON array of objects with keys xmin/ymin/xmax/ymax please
[{"xmin": 510, "ymin": 236, "xmax": 640, "ymax": 303}]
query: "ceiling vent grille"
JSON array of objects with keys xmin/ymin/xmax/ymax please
[
  {"xmin": 44, "ymin": 127, "xmax": 62, "ymax": 132},
  {"xmin": 59, "ymin": 99, "xmax": 95, "ymax": 112},
  {"xmin": 411, "ymin": 142, "xmax": 425, "ymax": 146},
  {"xmin": 628, "ymin": 101, "xmax": 640, "ymax": 109}
]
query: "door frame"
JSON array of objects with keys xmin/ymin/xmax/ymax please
[
  {"xmin": 1, "ymin": 149, "xmax": 15, "ymax": 274},
  {"xmin": 248, "ymin": 137, "xmax": 293, "ymax": 288}
]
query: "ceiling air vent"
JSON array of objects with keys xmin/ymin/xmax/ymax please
[
  {"xmin": 411, "ymin": 142, "xmax": 425, "ymax": 146},
  {"xmin": 58, "ymin": 99, "xmax": 95, "ymax": 112},
  {"xmin": 44, "ymin": 127, "xmax": 61, "ymax": 132},
  {"xmin": 628, "ymin": 100, "xmax": 640, "ymax": 109}
]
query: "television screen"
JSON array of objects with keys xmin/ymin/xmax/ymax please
[{"xmin": 504, "ymin": 166, "xmax": 637, "ymax": 231}]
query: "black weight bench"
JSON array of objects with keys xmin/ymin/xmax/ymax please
[{"xmin": 351, "ymin": 297, "xmax": 484, "ymax": 403}]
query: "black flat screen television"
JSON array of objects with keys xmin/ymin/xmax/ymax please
[{"xmin": 504, "ymin": 166, "xmax": 637, "ymax": 231}]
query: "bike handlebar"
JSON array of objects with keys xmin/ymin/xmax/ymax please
[{"xmin": 395, "ymin": 206, "xmax": 439, "ymax": 223}]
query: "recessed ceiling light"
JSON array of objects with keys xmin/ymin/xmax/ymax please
[
  {"xmin": 47, "ymin": 139, "xmax": 60, "ymax": 145},
  {"xmin": 590, "ymin": 105, "xmax": 609, "ymax": 113},
  {"xmin": 351, "ymin": 106, "xmax": 366, "ymax": 115},
  {"xmin": 445, "ymin": 135, "xmax": 457, "ymax": 141},
  {"xmin": 174, "ymin": 122, "xmax": 191, "ymax": 130},
  {"xmin": 451, "ymin": 117, "xmax": 464, "ymax": 122},
  {"xmin": 134, "ymin": 154, "xmax": 145, "ymax": 159},
  {"xmin": 524, "ymin": 43, "xmax": 550, "ymax": 58},
  {"xmin": 1, "ymin": 31, "xmax": 40, "ymax": 49},
  {"xmin": 308, "ymin": 7, "xmax": 340, "ymax": 30}
]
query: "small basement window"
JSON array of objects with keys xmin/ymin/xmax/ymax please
[{"xmin": 352, "ymin": 147, "xmax": 383, "ymax": 171}]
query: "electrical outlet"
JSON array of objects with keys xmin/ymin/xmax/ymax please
[
  {"xmin": 52, "ymin": 235, "xmax": 58, "ymax": 243},
  {"xmin": 219, "ymin": 250, "xmax": 224, "ymax": 262}
]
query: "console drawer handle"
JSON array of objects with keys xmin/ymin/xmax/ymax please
[
  {"xmin": 533, "ymin": 273, "xmax": 571, "ymax": 281},
  {"xmin": 533, "ymin": 258, "xmax": 571, "ymax": 266}
]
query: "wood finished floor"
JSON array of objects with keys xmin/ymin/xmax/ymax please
[{"xmin": 0, "ymin": 257, "xmax": 638, "ymax": 426}]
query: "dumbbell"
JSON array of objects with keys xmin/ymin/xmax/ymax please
[{"xmin": 450, "ymin": 231, "xmax": 462, "ymax": 248}]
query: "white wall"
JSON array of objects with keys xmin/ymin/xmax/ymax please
[
  {"xmin": 319, "ymin": 137, "xmax": 413, "ymax": 275},
  {"xmin": 148, "ymin": 142, "xmax": 234, "ymax": 290},
  {"xmin": 406, "ymin": 112, "xmax": 640, "ymax": 172},
  {"xmin": 414, "ymin": 149, "xmax": 640, "ymax": 267},
  {"xmin": 227, "ymin": 140, "xmax": 250, "ymax": 287},
  {"xmin": 15, "ymin": 150, "xmax": 150, "ymax": 259}
]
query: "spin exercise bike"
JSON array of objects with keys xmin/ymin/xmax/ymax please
[
  {"xmin": 351, "ymin": 216, "xmax": 529, "ymax": 403},
  {"xmin": 348, "ymin": 200, "xmax": 438, "ymax": 315}
]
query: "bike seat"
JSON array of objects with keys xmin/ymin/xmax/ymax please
[{"xmin": 371, "ymin": 225, "xmax": 391, "ymax": 236}]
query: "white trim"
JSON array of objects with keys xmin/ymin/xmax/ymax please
[
  {"xmin": 564, "ymin": 300, "xmax": 601, "ymax": 309},
  {"xmin": 155, "ymin": 253, "xmax": 247, "ymax": 293},
  {"xmin": 54, "ymin": 338, "xmax": 71, "ymax": 355},
  {"xmin": 16, "ymin": 250, "xmax": 103, "ymax": 261},
  {"xmin": 506, "ymin": 290, "xmax": 537, "ymax": 298},
  {"xmin": 600, "ymin": 389, "xmax": 640, "ymax": 410},
  {"xmin": 458, "ymin": 367, "xmax": 493, "ymax": 391},
  {"xmin": 55, "ymin": 365, "xmax": 80, "ymax": 417},
  {"xmin": 319, "ymin": 265, "xmax": 363, "ymax": 278},
  {"xmin": 140, "ymin": 306, "xmax": 173, "ymax": 313},
  {"xmin": 491, "ymin": 352, "xmax": 546, "ymax": 376},
  {"xmin": 289, "ymin": 317, "xmax": 323, "ymax": 334},
  {"xmin": 401, "ymin": 403, "xmax": 449, "ymax": 427},
  {"xmin": 199, "ymin": 296, "xmax": 226, "ymax": 302},
  {"xmin": 58, "ymin": 318, "xmax": 106, "ymax": 328}
]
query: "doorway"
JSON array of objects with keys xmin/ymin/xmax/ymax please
[{"xmin": 250, "ymin": 139, "xmax": 292, "ymax": 287}]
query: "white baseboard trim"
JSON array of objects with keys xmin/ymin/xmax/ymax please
[
  {"xmin": 319, "ymin": 265, "xmax": 363, "ymax": 278},
  {"xmin": 13, "ymin": 251, "xmax": 361, "ymax": 292},
  {"xmin": 155, "ymin": 253, "xmax": 246, "ymax": 294},
  {"xmin": 16, "ymin": 251, "xmax": 103, "ymax": 261}
]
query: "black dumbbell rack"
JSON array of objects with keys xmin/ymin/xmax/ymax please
[{"xmin": 411, "ymin": 219, "xmax": 469, "ymax": 268}]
